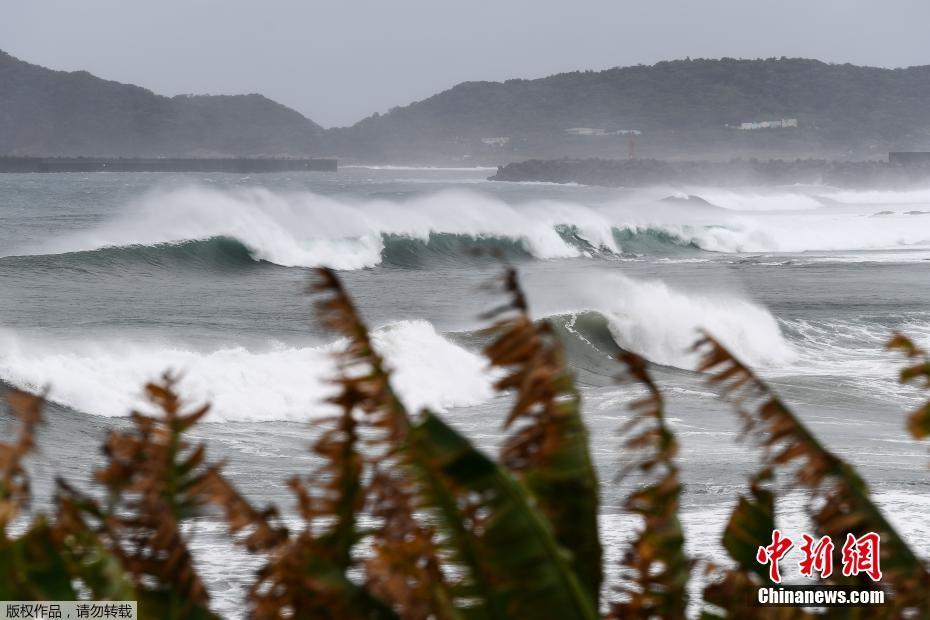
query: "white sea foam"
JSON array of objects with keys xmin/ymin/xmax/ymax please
[
  {"xmin": 530, "ymin": 272, "xmax": 796, "ymax": 369},
  {"xmin": 17, "ymin": 186, "xmax": 620, "ymax": 269},
  {"xmin": 8, "ymin": 184, "xmax": 930, "ymax": 268},
  {"xmin": 630, "ymin": 185, "xmax": 930, "ymax": 255},
  {"xmin": 0, "ymin": 320, "xmax": 496, "ymax": 421},
  {"xmin": 666, "ymin": 210, "xmax": 930, "ymax": 254},
  {"xmin": 602, "ymin": 276, "xmax": 795, "ymax": 369},
  {"xmin": 774, "ymin": 315, "xmax": 930, "ymax": 395},
  {"xmin": 690, "ymin": 189, "xmax": 825, "ymax": 211},
  {"xmin": 818, "ymin": 187, "xmax": 930, "ymax": 206}
]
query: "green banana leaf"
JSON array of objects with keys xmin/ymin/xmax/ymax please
[{"xmin": 409, "ymin": 412, "xmax": 598, "ymax": 620}]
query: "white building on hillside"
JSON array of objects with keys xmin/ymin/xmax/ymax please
[
  {"xmin": 738, "ymin": 118, "xmax": 798, "ymax": 130},
  {"xmin": 565, "ymin": 127, "xmax": 641, "ymax": 136},
  {"xmin": 481, "ymin": 136, "xmax": 510, "ymax": 146}
]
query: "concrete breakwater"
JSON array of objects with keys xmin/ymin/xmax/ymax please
[{"xmin": 0, "ymin": 157, "xmax": 338, "ymax": 173}]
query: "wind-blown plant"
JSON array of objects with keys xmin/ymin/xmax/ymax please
[
  {"xmin": 696, "ymin": 335, "xmax": 930, "ymax": 614},
  {"xmin": 1, "ymin": 267, "xmax": 929, "ymax": 618},
  {"xmin": 609, "ymin": 352, "xmax": 689, "ymax": 618}
]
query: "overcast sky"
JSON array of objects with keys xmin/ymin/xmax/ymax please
[{"xmin": 3, "ymin": 0, "xmax": 930, "ymax": 127}]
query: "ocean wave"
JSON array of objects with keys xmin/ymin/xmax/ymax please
[
  {"xmin": 0, "ymin": 270, "xmax": 797, "ymax": 420},
  {"xmin": 5, "ymin": 184, "xmax": 930, "ymax": 270},
  {"xmin": 8, "ymin": 186, "xmax": 623, "ymax": 269},
  {"xmin": 540, "ymin": 292, "xmax": 930, "ymax": 397},
  {"xmin": 0, "ymin": 234, "xmax": 541, "ymax": 272},
  {"xmin": 640, "ymin": 215, "xmax": 930, "ymax": 254},
  {"xmin": 689, "ymin": 189, "xmax": 824, "ymax": 211},
  {"xmin": 0, "ymin": 320, "xmax": 497, "ymax": 421},
  {"xmin": 2, "ymin": 280, "xmax": 919, "ymax": 421},
  {"xmin": 0, "ymin": 237, "xmax": 260, "ymax": 272},
  {"xmin": 527, "ymin": 272, "xmax": 796, "ymax": 371}
]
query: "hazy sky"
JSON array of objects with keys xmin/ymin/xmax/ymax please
[{"xmin": 3, "ymin": 0, "xmax": 930, "ymax": 127}]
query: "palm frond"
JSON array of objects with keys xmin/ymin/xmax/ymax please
[
  {"xmin": 0, "ymin": 389, "xmax": 86, "ymax": 601},
  {"xmin": 0, "ymin": 516, "xmax": 79, "ymax": 601},
  {"xmin": 887, "ymin": 332, "xmax": 930, "ymax": 441},
  {"xmin": 721, "ymin": 468, "xmax": 775, "ymax": 583},
  {"xmin": 307, "ymin": 267, "xmax": 600, "ymax": 620},
  {"xmin": 482, "ymin": 267, "xmax": 603, "ymax": 607},
  {"xmin": 245, "ymin": 268, "xmax": 456, "ymax": 620},
  {"xmin": 698, "ymin": 469, "xmax": 815, "ymax": 619},
  {"xmin": 193, "ymin": 468, "xmax": 289, "ymax": 553},
  {"xmin": 0, "ymin": 388, "xmax": 43, "ymax": 537},
  {"xmin": 54, "ymin": 487, "xmax": 137, "ymax": 601},
  {"xmin": 609, "ymin": 352, "xmax": 689, "ymax": 618},
  {"xmin": 410, "ymin": 412, "xmax": 599, "ymax": 620},
  {"xmin": 696, "ymin": 334, "xmax": 930, "ymax": 613},
  {"xmin": 56, "ymin": 375, "xmax": 219, "ymax": 618},
  {"xmin": 364, "ymin": 467, "xmax": 458, "ymax": 620}
]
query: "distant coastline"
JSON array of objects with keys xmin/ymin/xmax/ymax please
[
  {"xmin": 0, "ymin": 156, "xmax": 337, "ymax": 173},
  {"xmin": 5, "ymin": 51, "xmax": 930, "ymax": 163},
  {"xmin": 490, "ymin": 157, "xmax": 930, "ymax": 189}
]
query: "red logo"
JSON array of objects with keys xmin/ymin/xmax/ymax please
[
  {"xmin": 756, "ymin": 531, "xmax": 881, "ymax": 583},
  {"xmin": 841, "ymin": 532, "xmax": 882, "ymax": 582},
  {"xmin": 798, "ymin": 534, "xmax": 834, "ymax": 579},
  {"xmin": 756, "ymin": 529, "xmax": 794, "ymax": 583}
]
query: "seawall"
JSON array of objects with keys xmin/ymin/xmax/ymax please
[{"xmin": 0, "ymin": 157, "xmax": 338, "ymax": 173}]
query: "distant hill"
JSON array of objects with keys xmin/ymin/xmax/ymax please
[
  {"xmin": 4, "ymin": 53, "xmax": 930, "ymax": 162},
  {"xmin": 328, "ymin": 58, "xmax": 930, "ymax": 162},
  {"xmin": 0, "ymin": 51, "xmax": 324, "ymax": 157}
]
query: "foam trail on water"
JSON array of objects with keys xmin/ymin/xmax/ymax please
[{"xmin": 0, "ymin": 321, "xmax": 496, "ymax": 421}]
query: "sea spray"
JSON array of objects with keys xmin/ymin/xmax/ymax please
[
  {"xmin": 525, "ymin": 272, "xmax": 796, "ymax": 370},
  {"xmin": 14, "ymin": 185, "xmax": 618, "ymax": 268},
  {"xmin": 5, "ymin": 184, "xmax": 930, "ymax": 268}
]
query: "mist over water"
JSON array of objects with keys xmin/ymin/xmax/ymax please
[{"xmin": 2, "ymin": 167, "xmax": 930, "ymax": 616}]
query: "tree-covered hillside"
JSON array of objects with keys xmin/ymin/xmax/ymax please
[
  {"xmin": 0, "ymin": 51, "xmax": 324, "ymax": 157},
  {"xmin": 329, "ymin": 58, "xmax": 930, "ymax": 162},
  {"xmin": 3, "ymin": 53, "xmax": 930, "ymax": 162}
]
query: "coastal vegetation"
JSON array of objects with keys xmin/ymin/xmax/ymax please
[{"xmin": 2, "ymin": 267, "xmax": 929, "ymax": 618}]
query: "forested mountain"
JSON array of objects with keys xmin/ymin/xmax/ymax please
[
  {"xmin": 328, "ymin": 58, "xmax": 930, "ymax": 161},
  {"xmin": 3, "ymin": 52, "xmax": 930, "ymax": 162},
  {"xmin": 0, "ymin": 51, "xmax": 324, "ymax": 157}
]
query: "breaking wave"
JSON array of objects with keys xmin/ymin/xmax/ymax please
[
  {"xmin": 0, "ymin": 321, "xmax": 497, "ymax": 421},
  {"xmin": 4, "ymin": 184, "xmax": 930, "ymax": 270},
  {"xmin": 532, "ymin": 273, "xmax": 796, "ymax": 371},
  {"xmin": 7, "ymin": 260, "xmax": 916, "ymax": 420},
  {"xmin": 9, "ymin": 186, "xmax": 622, "ymax": 269}
]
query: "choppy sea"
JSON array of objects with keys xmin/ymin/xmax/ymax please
[{"xmin": 2, "ymin": 167, "xmax": 929, "ymax": 615}]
